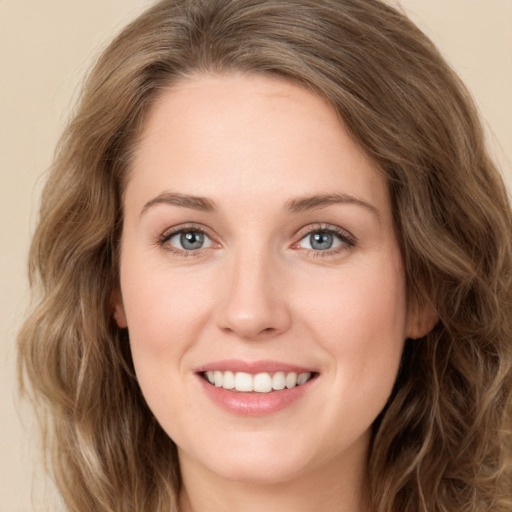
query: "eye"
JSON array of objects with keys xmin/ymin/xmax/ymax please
[
  {"xmin": 161, "ymin": 228, "xmax": 216, "ymax": 252},
  {"xmin": 301, "ymin": 231, "xmax": 339, "ymax": 251},
  {"xmin": 293, "ymin": 226, "xmax": 356, "ymax": 254}
]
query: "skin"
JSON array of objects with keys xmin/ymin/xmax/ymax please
[{"xmin": 114, "ymin": 73, "xmax": 434, "ymax": 512}]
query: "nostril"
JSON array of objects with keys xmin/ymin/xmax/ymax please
[{"xmin": 215, "ymin": 292, "xmax": 292, "ymax": 339}]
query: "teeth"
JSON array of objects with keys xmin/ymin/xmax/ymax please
[
  {"xmin": 204, "ymin": 370, "xmax": 313, "ymax": 392},
  {"xmin": 253, "ymin": 373, "xmax": 272, "ymax": 393},
  {"xmin": 285, "ymin": 372, "xmax": 297, "ymax": 389},
  {"xmin": 235, "ymin": 372, "xmax": 253, "ymax": 392},
  {"xmin": 272, "ymin": 372, "xmax": 286, "ymax": 390},
  {"xmin": 297, "ymin": 372, "xmax": 310, "ymax": 386},
  {"xmin": 223, "ymin": 371, "xmax": 235, "ymax": 389}
]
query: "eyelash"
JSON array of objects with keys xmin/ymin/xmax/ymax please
[
  {"xmin": 157, "ymin": 223, "xmax": 356, "ymax": 257},
  {"xmin": 293, "ymin": 224, "xmax": 356, "ymax": 257},
  {"xmin": 157, "ymin": 223, "xmax": 216, "ymax": 257}
]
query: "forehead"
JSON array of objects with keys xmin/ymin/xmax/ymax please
[{"xmin": 127, "ymin": 73, "xmax": 389, "ymax": 218}]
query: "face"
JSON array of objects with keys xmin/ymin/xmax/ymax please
[{"xmin": 115, "ymin": 73, "xmax": 431, "ymax": 489}]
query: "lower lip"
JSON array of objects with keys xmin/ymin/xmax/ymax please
[{"xmin": 197, "ymin": 375, "xmax": 315, "ymax": 416}]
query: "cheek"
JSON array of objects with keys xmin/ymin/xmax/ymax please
[
  {"xmin": 119, "ymin": 261, "xmax": 218, "ymax": 429},
  {"xmin": 118, "ymin": 255, "xmax": 218, "ymax": 408},
  {"xmin": 295, "ymin": 258, "xmax": 407, "ymax": 399},
  {"xmin": 121, "ymin": 259, "xmax": 213, "ymax": 347},
  {"xmin": 298, "ymin": 257, "xmax": 406, "ymax": 335}
]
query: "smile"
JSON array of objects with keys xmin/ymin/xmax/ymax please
[
  {"xmin": 203, "ymin": 370, "xmax": 314, "ymax": 392},
  {"xmin": 196, "ymin": 360, "xmax": 319, "ymax": 415}
]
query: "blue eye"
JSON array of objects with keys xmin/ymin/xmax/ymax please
[
  {"xmin": 296, "ymin": 228, "xmax": 354, "ymax": 252},
  {"xmin": 163, "ymin": 229, "xmax": 214, "ymax": 251},
  {"xmin": 180, "ymin": 231, "xmax": 204, "ymax": 250},
  {"xmin": 309, "ymin": 232, "xmax": 335, "ymax": 250}
]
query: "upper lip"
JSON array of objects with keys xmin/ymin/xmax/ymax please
[{"xmin": 194, "ymin": 359, "xmax": 317, "ymax": 374}]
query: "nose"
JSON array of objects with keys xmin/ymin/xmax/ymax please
[{"xmin": 215, "ymin": 249, "xmax": 292, "ymax": 340}]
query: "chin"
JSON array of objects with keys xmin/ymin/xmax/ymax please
[
  {"xmin": 208, "ymin": 455, "xmax": 308, "ymax": 485},
  {"xmin": 178, "ymin": 430, "xmax": 316, "ymax": 485}
]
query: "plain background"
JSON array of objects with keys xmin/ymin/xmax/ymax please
[{"xmin": 1, "ymin": 1, "xmax": 511, "ymax": 510}]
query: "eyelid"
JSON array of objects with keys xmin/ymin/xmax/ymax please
[
  {"xmin": 291, "ymin": 223, "xmax": 357, "ymax": 253},
  {"xmin": 156, "ymin": 222, "xmax": 355, "ymax": 256},
  {"xmin": 157, "ymin": 223, "xmax": 221, "ymax": 254}
]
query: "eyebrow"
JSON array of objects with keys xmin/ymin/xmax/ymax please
[
  {"xmin": 285, "ymin": 193, "xmax": 379, "ymax": 218},
  {"xmin": 141, "ymin": 192, "xmax": 217, "ymax": 216},
  {"xmin": 140, "ymin": 191, "xmax": 379, "ymax": 218}
]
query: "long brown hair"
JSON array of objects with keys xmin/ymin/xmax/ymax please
[{"xmin": 18, "ymin": 1, "xmax": 512, "ymax": 510}]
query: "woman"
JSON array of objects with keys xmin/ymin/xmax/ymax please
[{"xmin": 18, "ymin": 0, "xmax": 512, "ymax": 511}]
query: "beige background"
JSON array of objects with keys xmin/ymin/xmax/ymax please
[{"xmin": 1, "ymin": 1, "xmax": 511, "ymax": 510}]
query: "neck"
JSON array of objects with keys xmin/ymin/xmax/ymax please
[{"xmin": 178, "ymin": 445, "xmax": 370, "ymax": 512}]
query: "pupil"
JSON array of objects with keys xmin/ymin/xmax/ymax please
[
  {"xmin": 311, "ymin": 232, "xmax": 333, "ymax": 250},
  {"xmin": 181, "ymin": 231, "xmax": 204, "ymax": 250}
]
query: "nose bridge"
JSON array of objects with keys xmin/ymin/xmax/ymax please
[{"xmin": 216, "ymin": 240, "xmax": 291, "ymax": 339}]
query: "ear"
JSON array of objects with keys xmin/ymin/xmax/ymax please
[
  {"xmin": 111, "ymin": 289, "xmax": 128, "ymax": 328},
  {"xmin": 405, "ymin": 300, "xmax": 438, "ymax": 340}
]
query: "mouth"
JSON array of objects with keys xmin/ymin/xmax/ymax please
[
  {"xmin": 196, "ymin": 362, "xmax": 319, "ymax": 415},
  {"xmin": 201, "ymin": 370, "xmax": 317, "ymax": 393}
]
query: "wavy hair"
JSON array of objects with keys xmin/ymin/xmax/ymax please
[{"xmin": 18, "ymin": 0, "xmax": 512, "ymax": 510}]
